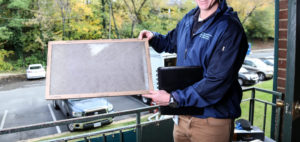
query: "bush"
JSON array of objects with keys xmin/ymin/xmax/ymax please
[
  {"xmin": 0, "ymin": 61, "xmax": 13, "ymax": 71},
  {"xmin": 0, "ymin": 49, "xmax": 14, "ymax": 71},
  {"xmin": 13, "ymin": 53, "xmax": 46, "ymax": 70}
]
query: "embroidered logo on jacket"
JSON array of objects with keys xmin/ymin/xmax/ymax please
[{"xmin": 199, "ymin": 33, "xmax": 212, "ymax": 40}]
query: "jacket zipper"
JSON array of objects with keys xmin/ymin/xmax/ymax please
[
  {"xmin": 185, "ymin": 33, "xmax": 200, "ymax": 60},
  {"xmin": 184, "ymin": 48, "xmax": 187, "ymax": 59}
]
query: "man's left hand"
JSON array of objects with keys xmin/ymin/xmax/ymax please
[{"xmin": 142, "ymin": 90, "xmax": 170, "ymax": 106}]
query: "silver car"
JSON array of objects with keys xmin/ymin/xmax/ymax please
[
  {"xmin": 243, "ymin": 57, "xmax": 273, "ymax": 81},
  {"xmin": 53, "ymin": 98, "xmax": 114, "ymax": 131}
]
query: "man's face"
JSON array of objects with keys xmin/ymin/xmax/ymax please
[{"xmin": 195, "ymin": 0, "xmax": 218, "ymax": 11}]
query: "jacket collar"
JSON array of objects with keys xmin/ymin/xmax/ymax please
[{"xmin": 187, "ymin": 0, "xmax": 229, "ymax": 36}]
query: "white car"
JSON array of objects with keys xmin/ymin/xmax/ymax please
[
  {"xmin": 243, "ymin": 57, "xmax": 273, "ymax": 81},
  {"xmin": 26, "ymin": 64, "xmax": 46, "ymax": 79}
]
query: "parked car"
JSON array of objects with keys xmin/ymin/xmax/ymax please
[
  {"xmin": 26, "ymin": 64, "xmax": 46, "ymax": 79},
  {"xmin": 238, "ymin": 67, "xmax": 259, "ymax": 86},
  {"xmin": 243, "ymin": 57, "xmax": 273, "ymax": 81},
  {"xmin": 53, "ymin": 98, "xmax": 114, "ymax": 131},
  {"xmin": 259, "ymin": 58, "xmax": 274, "ymax": 66}
]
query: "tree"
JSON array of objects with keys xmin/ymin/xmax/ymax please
[
  {"xmin": 228, "ymin": 0, "xmax": 273, "ymax": 24},
  {"xmin": 228, "ymin": 0, "xmax": 275, "ymax": 39},
  {"xmin": 55, "ymin": 0, "xmax": 72, "ymax": 40},
  {"xmin": 244, "ymin": 8, "xmax": 274, "ymax": 39},
  {"xmin": 121, "ymin": 0, "xmax": 148, "ymax": 37}
]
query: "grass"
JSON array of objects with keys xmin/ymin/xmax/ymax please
[{"xmin": 239, "ymin": 79, "xmax": 274, "ymax": 138}]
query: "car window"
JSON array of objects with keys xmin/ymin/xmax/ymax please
[
  {"xmin": 264, "ymin": 60, "xmax": 271, "ymax": 65},
  {"xmin": 30, "ymin": 66, "xmax": 41, "ymax": 70},
  {"xmin": 244, "ymin": 60, "xmax": 251, "ymax": 66},
  {"xmin": 249, "ymin": 61, "xmax": 255, "ymax": 67},
  {"xmin": 245, "ymin": 60, "xmax": 255, "ymax": 67},
  {"xmin": 252, "ymin": 59, "xmax": 268, "ymax": 68}
]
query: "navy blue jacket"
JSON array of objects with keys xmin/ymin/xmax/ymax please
[{"xmin": 149, "ymin": 0, "xmax": 248, "ymax": 119}]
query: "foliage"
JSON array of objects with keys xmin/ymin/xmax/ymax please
[
  {"xmin": 244, "ymin": 7, "xmax": 275, "ymax": 39},
  {"xmin": 0, "ymin": 0, "xmax": 275, "ymax": 72},
  {"xmin": 0, "ymin": 27, "xmax": 12, "ymax": 42},
  {"xmin": 0, "ymin": 49, "xmax": 14, "ymax": 71},
  {"xmin": 14, "ymin": 53, "xmax": 45, "ymax": 68},
  {"xmin": 7, "ymin": 0, "xmax": 30, "ymax": 9},
  {"xmin": 228, "ymin": 0, "xmax": 274, "ymax": 40}
]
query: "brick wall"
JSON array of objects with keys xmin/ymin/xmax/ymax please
[{"xmin": 277, "ymin": 0, "xmax": 288, "ymax": 93}]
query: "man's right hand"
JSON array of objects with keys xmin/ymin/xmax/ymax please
[{"xmin": 138, "ymin": 30, "xmax": 154, "ymax": 40}]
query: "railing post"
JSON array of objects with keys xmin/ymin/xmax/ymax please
[
  {"xmin": 120, "ymin": 130, "xmax": 123, "ymax": 142},
  {"xmin": 249, "ymin": 88, "xmax": 255, "ymax": 125},
  {"xmin": 136, "ymin": 112, "xmax": 141, "ymax": 142},
  {"xmin": 263, "ymin": 103, "xmax": 267, "ymax": 132},
  {"xmin": 275, "ymin": 100, "xmax": 283, "ymax": 142},
  {"xmin": 103, "ymin": 134, "xmax": 107, "ymax": 142}
]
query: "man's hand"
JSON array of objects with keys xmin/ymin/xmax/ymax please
[
  {"xmin": 138, "ymin": 30, "xmax": 154, "ymax": 40},
  {"xmin": 142, "ymin": 90, "xmax": 170, "ymax": 106}
]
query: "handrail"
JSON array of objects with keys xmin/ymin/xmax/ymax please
[
  {"xmin": 242, "ymin": 87, "xmax": 282, "ymax": 97},
  {"xmin": 254, "ymin": 98, "xmax": 276, "ymax": 106},
  {"xmin": 0, "ymin": 105, "xmax": 159, "ymax": 135},
  {"xmin": 46, "ymin": 117, "xmax": 173, "ymax": 142},
  {"xmin": 254, "ymin": 87, "xmax": 282, "ymax": 97}
]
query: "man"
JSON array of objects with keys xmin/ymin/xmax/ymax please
[{"xmin": 139, "ymin": 0, "xmax": 248, "ymax": 142}]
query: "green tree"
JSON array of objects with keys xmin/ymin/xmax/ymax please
[
  {"xmin": 244, "ymin": 8, "xmax": 274, "ymax": 39},
  {"xmin": 228, "ymin": 0, "xmax": 274, "ymax": 40}
]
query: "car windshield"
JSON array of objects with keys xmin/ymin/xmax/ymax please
[
  {"xmin": 251, "ymin": 58, "xmax": 268, "ymax": 68},
  {"xmin": 264, "ymin": 59, "xmax": 274, "ymax": 66},
  {"xmin": 30, "ymin": 66, "xmax": 41, "ymax": 70}
]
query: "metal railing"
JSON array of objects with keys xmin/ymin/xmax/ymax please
[
  {"xmin": 242, "ymin": 87, "xmax": 283, "ymax": 141},
  {"xmin": 0, "ymin": 87, "xmax": 284, "ymax": 142},
  {"xmin": 0, "ymin": 105, "xmax": 161, "ymax": 142}
]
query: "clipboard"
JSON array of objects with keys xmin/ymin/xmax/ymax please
[{"xmin": 157, "ymin": 66, "xmax": 204, "ymax": 115}]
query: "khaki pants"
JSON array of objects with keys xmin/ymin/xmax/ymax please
[{"xmin": 173, "ymin": 116, "xmax": 233, "ymax": 142}]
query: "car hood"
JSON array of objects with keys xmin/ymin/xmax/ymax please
[{"xmin": 68, "ymin": 98, "xmax": 111, "ymax": 111}]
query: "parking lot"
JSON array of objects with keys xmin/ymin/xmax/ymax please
[
  {"xmin": 0, "ymin": 79, "xmax": 148, "ymax": 141},
  {"xmin": 0, "ymin": 49, "xmax": 274, "ymax": 141}
]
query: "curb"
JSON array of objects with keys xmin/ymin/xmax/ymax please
[{"xmin": 0, "ymin": 74, "xmax": 27, "ymax": 86}]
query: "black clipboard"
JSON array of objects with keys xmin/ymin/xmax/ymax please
[{"xmin": 157, "ymin": 66, "xmax": 204, "ymax": 115}]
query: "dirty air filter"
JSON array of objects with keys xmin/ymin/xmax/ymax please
[{"xmin": 46, "ymin": 39, "xmax": 153, "ymax": 99}]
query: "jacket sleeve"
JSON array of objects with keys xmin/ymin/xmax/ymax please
[
  {"xmin": 172, "ymin": 24, "xmax": 248, "ymax": 108},
  {"xmin": 148, "ymin": 24, "xmax": 179, "ymax": 53}
]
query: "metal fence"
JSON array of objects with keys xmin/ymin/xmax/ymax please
[
  {"xmin": 0, "ymin": 87, "xmax": 284, "ymax": 142},
  {"xmin": 0, "ymin": 106, "xmax": 162, "ymax": 142},
  {"xmin": 241, "ymin": 87, "xmax": 283, "ymax": 141}
]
